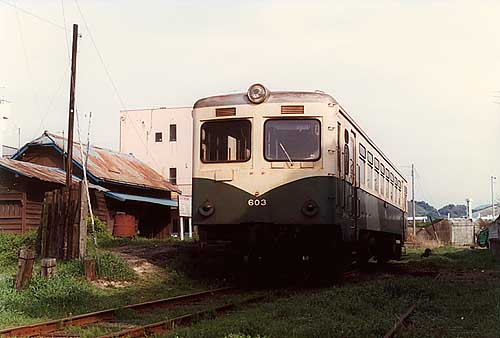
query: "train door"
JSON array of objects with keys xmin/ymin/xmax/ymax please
[{"xmin": 350, "ymin": 131, "xmax": 358, "ymax": 241}]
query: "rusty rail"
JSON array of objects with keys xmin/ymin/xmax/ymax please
[
  {"xmin": 97, "ymin": 295, "xmax": 267, "ymax": 338},
  {"xmin": 382, "ymin": 304, "xmax": 416, "ymax": 338},
  {"xmin": 0, "ymin": 287, "xmax": 234, "ymax": 337}
]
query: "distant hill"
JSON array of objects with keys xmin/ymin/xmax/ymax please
[
  {"xmin": 407, "ymin": 201, "xmax": 440, "ymax": 218},
  {"xmin": 438, "ymin": 204, "xmax": 467, "ymax": 218}
]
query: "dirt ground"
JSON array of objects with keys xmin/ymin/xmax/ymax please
[{"xmin": 107, "ymin": 244, "xmax": 177, "ymax": 279}]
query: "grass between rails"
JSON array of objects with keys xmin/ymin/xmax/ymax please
[
  {"xmin": 2, "ymin": 229, "xmax": 499, "ymax": 338},
  {"xmin": 0, "ymin": 231, "xmax": 215, "ymax": 330},
  {"xmin": 163, "ymin": 248, "xmax": 500, "ymax": 338}
]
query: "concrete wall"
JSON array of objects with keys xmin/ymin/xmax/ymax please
[
  {"xmin": 120, "ymin": 107, "xmax": 193, "ymax": 196},
  {"xmin": 450, "ymin": 219, "xmax": 476, "ymax": 246}
]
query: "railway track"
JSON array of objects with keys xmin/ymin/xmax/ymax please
[
  {"xmin": 97, "ymin": 295, "xmax": 266, "ymax": 338},
  {"xmin": 0, "ymin": 287, "xmax": 236, "ymax": 337}
]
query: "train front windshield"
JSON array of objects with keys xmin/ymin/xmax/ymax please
[
  {"xmin": 201, "ymin": 120, "xmax": 251, "ymax": 162},
  {"xmin": 265, "ymin": 119, "xmax": 320, "ymax": 161}
]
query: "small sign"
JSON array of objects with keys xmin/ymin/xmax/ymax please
[{"xmin": 178, "ymin": 195, "xmax": 192, "ymax": 217}]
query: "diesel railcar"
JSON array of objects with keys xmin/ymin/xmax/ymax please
[{"xmin": 192, "ymin": 84, "xmax": 407, "ymax": 264}]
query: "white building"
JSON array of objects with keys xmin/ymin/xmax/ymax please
[{"xmin": 120, "ymin": 107, "xmax": 193, "ymax": 196}]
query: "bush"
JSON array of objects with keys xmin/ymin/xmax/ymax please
[
  {"xmin": 87, "ymin": 217, "xmax": 114, "ymax": 248},
  {"xmin": 0, "ymin": 231, "xmax": 37, "ymax": 270},
  {"xmin": 95, "ymin": 252, "xmax": 136, "ymax": 281}
]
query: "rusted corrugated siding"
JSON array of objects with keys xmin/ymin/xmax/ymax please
[
  {"xmin": 22, "ymin": 132, "xmax": 179, "ymax": 192},
  {"xmin": 0, "ymin": 158, "xmax": 70, "ymax": 185}
]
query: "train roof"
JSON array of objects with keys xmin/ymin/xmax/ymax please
[
  {"xmin": 194, "ymin": 91, "xmax": 337, "ymax": 109},
  {"xmin": 194, "ymin": 90, "xmax": 406, "ymax": 182}
]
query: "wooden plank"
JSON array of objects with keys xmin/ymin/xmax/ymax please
[
  {"xmin": 40, "ymin": 194, "xmax": 49, "ymax": 258},
  {"xmin": 15, "ymin": 249, "xmax": 35, "ymax": 291},
  {"xmin": 79, "ymin": 182, "xmax": 88, "ymax": 259},
  {"xmin": 41, "ymin": 258, "xmax": 57, "ymax": 278},
  {"xmin": 21, "ymin": 192, "xmax": 27, "ymax": 233},
  {"xmin": 84, "ymin": 258, "xmax": 96, "ymax": 281}
]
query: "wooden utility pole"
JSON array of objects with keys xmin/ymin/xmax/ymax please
[{"xmin": 66, "ymin": 24, "xmax": 78, "ymax": 188}]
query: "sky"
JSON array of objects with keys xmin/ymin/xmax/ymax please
[{"xmin": 0, "ymin": 0, "xmax": 499, "ymax": 208}]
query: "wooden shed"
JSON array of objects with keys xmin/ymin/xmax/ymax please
[
  {"xmin": 0, "ymin": 158, "xmax": 109, "ymax": 233},
  {"xmin": 7, "ymin": 132, "xmax": 181, "ymax": 238}
]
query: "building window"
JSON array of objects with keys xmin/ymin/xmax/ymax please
[
  {"xmin": 169, "ymin": 168, "xmax": 177, "ymax": 185},
  {"xmin": 170, "ymin": 124, "xmax": 177, "ymax": 142},
  {"xmin": 155, "ymin": 132, "xmax": 163, "ymax": 142}
]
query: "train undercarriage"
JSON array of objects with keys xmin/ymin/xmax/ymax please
[{"xmin": 198, "ymin": 223, "xmax": 403, "ymax": 269}]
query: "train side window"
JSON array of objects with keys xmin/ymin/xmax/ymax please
[
  {"xmin": 344, "ymin": 129, "xmax": 349, "ymax": 144},
  {"xmin": 337, "ymin": 122, "xmax": 342, "ymax": 177},
  {"xmin": 386, "ymin": 175, "xmax": 390, "ymax": 199},
  {"xmin": 380, "ymin": 164, "xmax": 385, "ymax": 196},
  {"xmin": 344, "ymin": 144, "xmax": 350, "ymax": 176},
  {"xmin": 201, "ymin": 119, "xmax": 251, "ymax": 163},
  {"xmin": 359, "ymin": 157, "xmax": 365, "ymax": 186},
  {"xmin": 359, "ymin": 143, "xmax": 366, "ymax": 158},
  {"xmin": 374, "ymin": 158, "xmax": 379, "ymax": 193},
  {"xmin": 367, "ymin": 164, "xmax": 372, "ymax": 189},
  {"xmin": 367, "ymin": 151, "xmax": 373, "ymax": 165}
]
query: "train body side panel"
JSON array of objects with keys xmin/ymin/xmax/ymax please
[{"xmin": 193, "ymin": 176, "xmax": 405, "ymax": 242}]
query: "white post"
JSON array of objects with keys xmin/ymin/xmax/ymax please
[
  {"xmin": 179, "ymin": 216, "xmax": 184, "ymax": 241},
  {"xmin": 492, "ymin": 176, "xmax": 497, "ymax": 221},
  {"xmin": 188, "ymin": 218, "xmax": 193, "ymax": 238},
  {"xmin": 412, "ymin": 164, "xmax": 416, "ymax": 237}
]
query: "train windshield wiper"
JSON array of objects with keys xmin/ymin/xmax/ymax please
[{"xmin": 279, "ymin": 142, "xmax": 294, "ymax": 166}]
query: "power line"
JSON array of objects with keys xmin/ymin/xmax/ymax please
[
  {"xmin": 73, "ymin": 0, "xmax": 126, "ymax": 110},
  {"xmin": 14, "ymin": 1, "xmax": 42, "ymax": 122},
  {"xmin": 61, "ymin": 0, "xmax": 71, "ymax": 61},
  {"xmin": 73, "ymin": 0, "xmax": 164, "ymax": 170},
  {"xmin": 0, "ymin": 0, "xmax": 66, "ymax": 30},
  {"xmin": 39, "ymin": 64, "xmax": 70, "ymax": 131}
]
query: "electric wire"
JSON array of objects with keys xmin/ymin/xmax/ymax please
[
  {"xmin": 61, "ymin": 0, "xmax": 71, "ymax": 61},
  {"xmin": 14, "ymin": 0, "xmax": 42, "ymax": 130},
  {"xmin": 39, "ymin": 64, "xmax": 70, "ymax": 131},
  {"xmin": 75, "ymin": 108, "xmax": 97, "ymax": 248},
  {"xmin": 0, "ymin": 0, "xmax": 66, "ymax": 30},
  {"xmin": 73, "ymin": 0, "xmax": 164, "ymax": 171}
]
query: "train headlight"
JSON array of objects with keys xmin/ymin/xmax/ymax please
[
  {"xmin": 301, "ymin": 200, "xmax": 319, "ymax": 217},
  {"xmin": 198, "ymin": 201, "xmax": 215, "ymax": 217},
  {"xmin": 247, "ymin": 83, "xmax": 268, "ymax": 104}
]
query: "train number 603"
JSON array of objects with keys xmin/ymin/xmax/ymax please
[{"xmin": 247, "ymin": 199, "xmax": 267, "ymax": 206}]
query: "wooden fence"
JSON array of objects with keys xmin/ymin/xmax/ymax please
[{"xmin": 38, "ymin": 182, "xmax": 88, "ymax": 260}]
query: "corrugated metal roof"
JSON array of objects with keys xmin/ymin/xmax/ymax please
[
  {"xmin": 15, "ymin": 132, "xmax": 179, "ymax": 193},
  {"xmin": 105, "ymin": 192, "xmax": 178, "ymax": 207},
  {"xmin": 0, "ymin": 158, "xmax": 106, "ymax": 191}
]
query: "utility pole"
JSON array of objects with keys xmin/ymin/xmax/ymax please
[
  {"xmin": 17, "ymin": 128, "xmax": 21, "ymax": 149},
  {"xmin": 66, "ymin": 24, "xmax": 78, "ymax": 188},
  {"xmin": 412, "ymin": 164, "xmax": 416, "ymax": 236},
  {"xmin": 492, "ymin": 176, "xmax": 497, "ymax": 221}
]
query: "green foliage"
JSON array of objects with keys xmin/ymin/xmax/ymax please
[
  {"xmin": 95, "ymin": 252, "xmax": 136, "ymax": 281},
  {"xmin": 87, "ymin": 217, "xmax": 114, "ymax": 248},
  {"xmin": 0, "ymin": 231, "xmax": 37, "ymax": 271}
]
